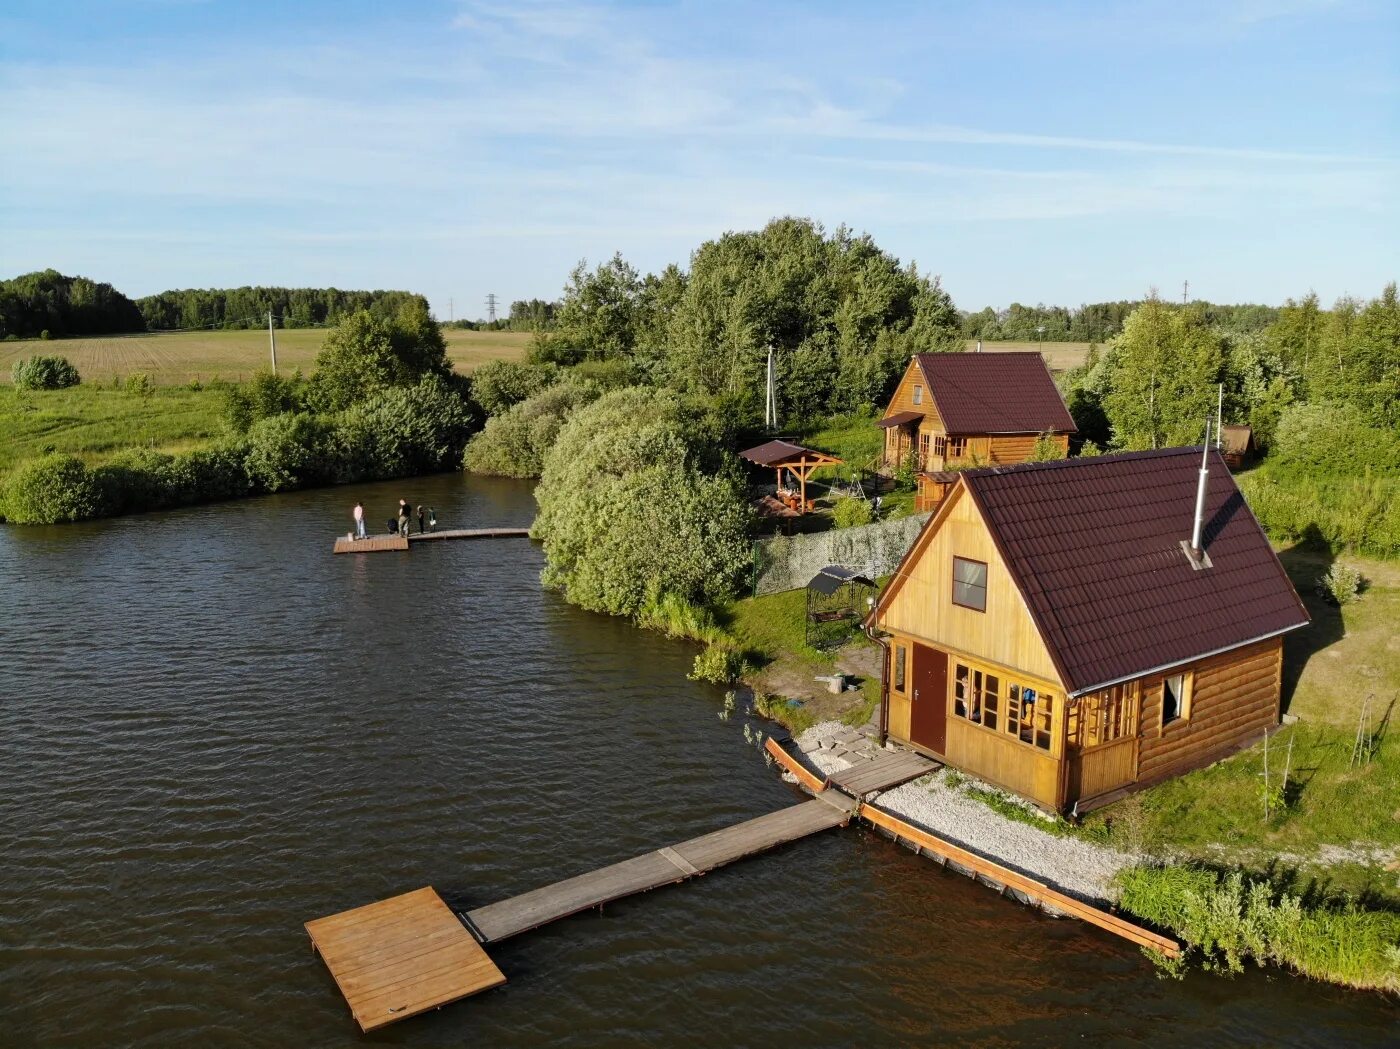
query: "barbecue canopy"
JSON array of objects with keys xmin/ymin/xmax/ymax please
[{"xmin": 738, "ymin": 440, "xmax": 842, "ymax": 514}]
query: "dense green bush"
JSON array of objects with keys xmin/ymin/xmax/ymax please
[
  {"xmin": 689, "ymin": 642, "xmax": 751, "ymax": 684},
  {"xmin": 308, "ymin": 302, "xmax": 450, "ymax": 411},
  {"xmin": 2, "ymin": 454, "xmax": 105, "ymax": 523},
  {"xmin": 1115, "ymin": 864, "xmax": 1400, "ymax": 992},
  {"xmin": 533, "ymin": 387, "xmax": 752, "ymax": 617},
  {"xmin": 222, "ymin": 370, "xmax": 306, "ymax": 432},
  {"xmin": 1316, "ymin": 563, "xmax": 1363, "ymax": 605},
  {"xmin": 336, "ymin": 375, "xmax": 478, "ymax": 481},
  {"xmin": 1271, "ymin": 401, "xmax": 1400, "ymax": 476},
  {"xmin": 243, "ymin": 413, "xmax": 334, "ymax": 492},
  {"xmin": 462, "ymin": 378, "xmax": 601, "ymax": 478},
  {"xmin": 95, "ymin": 450, "xmax": 178, "ymax": 513},
  {"xmin": 832, "ymin": 495, "xmax": 873, "ymax": 529},
  {"xmin": 468, "ymin": 359, "xmax": 559, "ymax": 416},
  {"xmin": 11, "ymin": 355, "xmax": 80, "ymax": 390},
  {"xmin": 1239, "ymin": 466, "xmax": 1400, "ymax": 557},
  {"xmin": 164, "ymin": 441, "xmax": 254, "ymax": 503}
]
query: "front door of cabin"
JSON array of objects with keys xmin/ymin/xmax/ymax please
[{"xmin": 909, "ymin": 643, "xmax": 948, "ymax": 755}]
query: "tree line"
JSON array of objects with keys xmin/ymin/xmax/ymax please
[
  {"xmin": 0, "ymin": 270, "xmax": 146, "ymax": 340},
  {"xmin": 961, "ymin": 299, "xmax": 1280, "ymax": 344},
  {"xmin": 135, "ymin": 286, "xmax": 430, "ymax": 331}
]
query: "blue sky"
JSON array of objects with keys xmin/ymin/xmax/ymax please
[{"xmin": 2, "ymin": 1, "xmax": 1396, "ymax": 318}]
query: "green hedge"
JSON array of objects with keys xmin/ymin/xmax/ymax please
[{"xmin": 1239, "ymin": 466, "xmax": 1400, "ymax": 558}]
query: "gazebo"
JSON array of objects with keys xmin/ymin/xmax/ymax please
[
  {"xmin": 805, "ymin": 565, "xmax": 876, "ymax": 649},
  {"xmin": 738, "ymin": 439, "xmax": 842, "ymax": 514}
]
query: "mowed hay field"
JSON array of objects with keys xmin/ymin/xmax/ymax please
[
  {"xmin": 966, "ymin": 339, "xmax": 1092, "ymax": 373},
  {"xmin": 0, "ymin": 328, "xmax": 532, "ymax": 386}
]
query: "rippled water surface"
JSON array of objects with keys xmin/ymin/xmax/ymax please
[{"xmin": 2, "ymin": 474, "xmax": 1396, "ymax": 1048}]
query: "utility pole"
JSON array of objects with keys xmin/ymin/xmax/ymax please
[
  {"xmin": 485, "ymin": 293, "xmax": 498, "ymax": 324},
  {"xmin": 449, "ymin": 297, "xmax": 454, "ymax": 324},
  {"xmin": 1182, "ymin": 279, "xmax": 1189, "ymax": 305},
  {"xmin": 268, "ymin": 310, "xmax": 278, "ymax": 374}
]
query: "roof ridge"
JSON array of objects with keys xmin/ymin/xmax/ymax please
[{"xmin": 962, "ymin": 445, "xmax": 1205, "ymax": 482}]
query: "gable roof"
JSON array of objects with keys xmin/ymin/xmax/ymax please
[
  {"xmin": 914, "ymin": 352, "xmax": 1077, "ymax": 436},
  {"xmin": 738, "ymin": 439, "xmax": 839, "ymax": 468},
  {"xmin": 957, "ymin": 448, "xmax": 1309, "ymax": 693}
]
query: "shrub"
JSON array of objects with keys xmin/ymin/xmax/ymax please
[
  {"xmin": 635, "ymin": 592, "xmax": 725, "ymax": 643},
  {"xmin": 244, "ymin": 412, "xmax": 333, "ymax": 492},
  {"xmin": 1027, "ymin": 431, "xmax": 1068, "ymax": 461},
  {"xmin": 2, "ymin": 453, "xmax": 105, "ymax": 523},
  {"xmin": 124, "ymin": 373, "xmax": 152, "ymax": 395},
  {"xmin": 832, "ymin": 495, "xmax": 873, "ymax": 529},
  {"xmin": 468, "ymin": 359, "xmax": 558, "ymax": 416},
  {"xmin": 1316, "ymin": 563, "xmax": 1363, "ymax": 605},
  {"xmin": 1238, "ymin": 467, "xmax": 1400, "ymax": 558},
  {"xmin": 11, "ymin": 355, "xmax": 80, "ymax": 390},
  {"xmin": 335, "ymin": 375, "xmax": 478, "ymax": 482},
  {"xmin": 164, "ymin": 441, "xmax": 253, "ymax": 503},
  {"xmin": 1271, "ymin": 401, "xmax": 1400, "ymax": 476},
  {"xmin": 94, "ymin": 450, "xmax": 178, "ymax": 514},
  {"xmin": 463, "ymin": 378, "xmax": 601, "ymax": 478},
  {"xmin": 221, "ymin": 370, "xmax": 305, "ymax": 433},
  {"xmin": 689, "ymin": 642, "xmax": 750, "ymax": 684}
]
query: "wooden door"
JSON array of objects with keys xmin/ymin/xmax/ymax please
[{"xmin": 909, "ymin": 643, "xmax": 948, "ymax": 755}]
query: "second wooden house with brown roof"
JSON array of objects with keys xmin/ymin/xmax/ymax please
[
  {"xmin": 867, "ymin": 447, "xmax": 1310, "ymax": 814},
  {"xmin": 878, "ymin": 352, "xmax": 1077, "ymax": 512}
]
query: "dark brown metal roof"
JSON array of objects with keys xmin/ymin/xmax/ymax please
[
  {"xmin": 961, "ymin": 448, "xmax": 1309, "ymax": 694},
  {"xmin": 877, "ymin": 410, "xmax": 924, "ymax": 428},
  {"xmin": 738, "ymin": 440, "xmax": 840, "ymax": 467},
  {"xmin": 915, "ymin": 352, "xmax": 1077, "ymax": 436}
]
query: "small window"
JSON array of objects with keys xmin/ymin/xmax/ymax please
[
  {"xmin": 1162, "ymin": 673, "xmax": 1191, "ymax": 725},
  {"xmin": 933, "ymin": 435, "xmax": 947, "ymax": 457},
  {"xmin": 952, "ymin": 557, "xmax": 987, "ymax": 611},
  {"xmin": 919, "ymin": 433, "xmax": 931, "ymax": 464},
  {"xmin": 913, "ymin": 384, "xmax": 923, "ymax": 405},
  {"xmin": 894, "ymin": 645, "xmax": 907, "ymax": 692},
  {"xmin": 948, "ymin": 437, "xmax": 967, "ymax": 458}
]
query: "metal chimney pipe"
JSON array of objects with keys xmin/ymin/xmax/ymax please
[{"xmin": 1191, "ymin": 420, "xmax": 1212, "ymax": 554}]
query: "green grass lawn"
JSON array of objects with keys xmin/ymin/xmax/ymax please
[{"xmin": 0, "ymin": 385, "xmax": 226, "ymax": 473}]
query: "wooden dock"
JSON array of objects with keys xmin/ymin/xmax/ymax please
[
  {"xmin": 305, "ymin": 887, "xmax": 506, "ymax": 1032},
  {"xmin": 465, "ymin": 795, "xmax": 855, "ymax": 943},
  {"xmin": 332, "ymin": 528, "xmax": 530, "ymax": 554},
  {"xmin": 307, "ymin": 741, "xmax": 1179, "ymax": 1032}
]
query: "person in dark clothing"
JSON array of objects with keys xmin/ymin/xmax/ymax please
[
  {"xmin": 387, "ymin": 519, "xmax": 397, "ymax": 534},
  {"xmin": 417, "ymin": 505, "xmax": 425, "ymax": 534},
  {"xmin": 397, "ymin": 498, "xmax": 410, "ymax": 537}
]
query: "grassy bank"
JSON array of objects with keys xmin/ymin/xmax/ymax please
[
  {"xmin": 0, "ymin": 385, "xmax": 225, "ymax": 473},
  {"xmin": 0, "ymin": 328, "xmax": 530, "ymax": 387},
  {"xmin": 1115, "ymin": 864, "xmax": 1400, "ymax": 992}
]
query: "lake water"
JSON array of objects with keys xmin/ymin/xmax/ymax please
[{"xmin": 1, "ymin": 474, "xmax": 1395, "ymax": 1047}]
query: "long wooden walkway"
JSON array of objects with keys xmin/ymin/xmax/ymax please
[
  {"xmin": 333, "ymin": 527, "xmax": 530, "ymax": 554},
  {"xmin": 465, "ymin": 795, "xmax": 855, "ymax": 943}
]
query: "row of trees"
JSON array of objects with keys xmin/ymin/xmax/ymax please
[
  {"xmin": 0, "ymin": 270, "xmax": 145, "ymax": 339},
  {"xmin": 1059, "ymin": 284, "xmax": 1400, "ymax": 554},
  {"xmin": 136, "ymin": 286, "xmax": 430, "ymax": 332},
  {"xmin": 961, "ymin": 300, "xmax": 1280, "ymax": 344}
]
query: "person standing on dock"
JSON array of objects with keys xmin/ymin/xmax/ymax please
[
  {"xmin": 397, "ymin": 499, "xmax": 410, "ymax": 538},
  {"xmin": 352, "ymin": 501, "xmax": 366, "ymax": 540},
  {"xmin": 416, "ymin": 505, "xmax": 425, "ymax": 534},
  {"xmin": 427, "ymin": 507, "xmax": 436, "ymax": 532}
]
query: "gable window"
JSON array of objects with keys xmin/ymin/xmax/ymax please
[
  {"xmin": 948, "ymin": 437, "xmax": 967, "ymax": 458},
  {"xmin": 894, "ymin": 645, "xmax": 907, "ymax": 692},
  {"xmin": 913, "ymin": 384, "xmax": 923, "ymax": 405},
  {"xmin": 951, "ymin": 556, "xmax": 988, "ymax": 612},
  {"xmin": 1162, "ymin": 673, "xmax": 1192, "ymax": 726}
]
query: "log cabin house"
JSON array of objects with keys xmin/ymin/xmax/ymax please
[
  {"xmin": 868, "ymin": 447, "xmax": 1310, "ymax": 814},
  {"xmin": 877, "ymin": 352, "xmax": 1077, "ymax": 513}
]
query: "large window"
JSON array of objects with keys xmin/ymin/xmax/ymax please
[
  {"xmin": 954, "ymin": 659, "xmax": 1055, "ymax": 752},
  {"xmin": 1069, "ymin": 686, "xmax": 1138, "ymax": 748},
  {"xmin": 894, "ymin": 645, "xmax": 907, "ymax": 692},
  {"xmin": 952, "ymin": 557, "xmax": 988, "ymax": 611},
  {"xmin": 948, "ymin": 437, "xmax": 967, "ymax": 458}
]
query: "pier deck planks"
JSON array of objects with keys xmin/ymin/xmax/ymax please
[
  {"xmin": 332, "ymin": 528, "xmax": 530, "ymax": 554},
  {"xmin": 305, "ymin": 887, "xmax": 506, "ymax": 1032},
  {"xmin": 827, "ymin": 750, "xmax": 939, "ymax": 796},
  {"xmin": 465, "ymin": 798, "xmax": 852, "ymax": 943}
]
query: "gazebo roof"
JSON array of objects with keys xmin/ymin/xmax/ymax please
[
  {"xmin": 807, "ymin": 565, "xmax": 876, "ymax": 595},
  {"xmin": 738, "ymin": 439, "xmax": 842, "ymax": 469}
]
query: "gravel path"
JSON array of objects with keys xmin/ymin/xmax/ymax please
[{"xmin": 789, "ymin": 721, "xmax": 1141, "ymax": 903}]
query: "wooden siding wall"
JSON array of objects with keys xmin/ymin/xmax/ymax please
[
  {"xmin": 1136, "ymin": 637, "xmax": 1283, "ymax": 783},
  {"xmin": 886, "ymin": 359, "xmax": 946, "ymax": 432},
  {"xmin": 879, "ymin": 488, "xmax": 1062, "ymax": 685},
  {"xmin": 988, "ymin": 433, "xmax": 1069, "ymax": 464},
  {"xmin": 944, "ymin": 719, "xmax": 1061, "ymax": 808}
]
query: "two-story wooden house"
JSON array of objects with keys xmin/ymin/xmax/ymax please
[
  {"xmin": 877, "ymin": 352, "xmax": 1077, "ymax": 512},
  {"xmin": 867, "ymin": 448, "xmax": 1310, "ymax": 814}
]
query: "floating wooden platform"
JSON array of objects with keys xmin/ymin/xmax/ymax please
[
  {"xmin": 827, "ymin": 749, "xmax": 938, "ymax": 796},
  {"xmin": 305, "ymin": 887, "xmax": 506, "ymax": 1032},
  {"xmin": 332, "ymin": 528, "xmax": 530, "ymax": 554},
  {"xmin": 465, "ymin": 796, "xmax": 855, "ymax": 943},
  {"xmin": 333, "ymin": 534, "xmax": 409, "ymax": 554}
]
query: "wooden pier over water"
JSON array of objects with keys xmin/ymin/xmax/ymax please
[
  {"xmin": 332, "ymin": 528, "xmax": 531, "ymax": 555},
  {"xmin": 305, "ymin": 743, "xmax": 1178, "ymax": 1032}
]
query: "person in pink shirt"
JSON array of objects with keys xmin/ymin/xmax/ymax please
[{"xmin": 352, "ymin": 501, "xmax": 366, "ymax": 539}]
